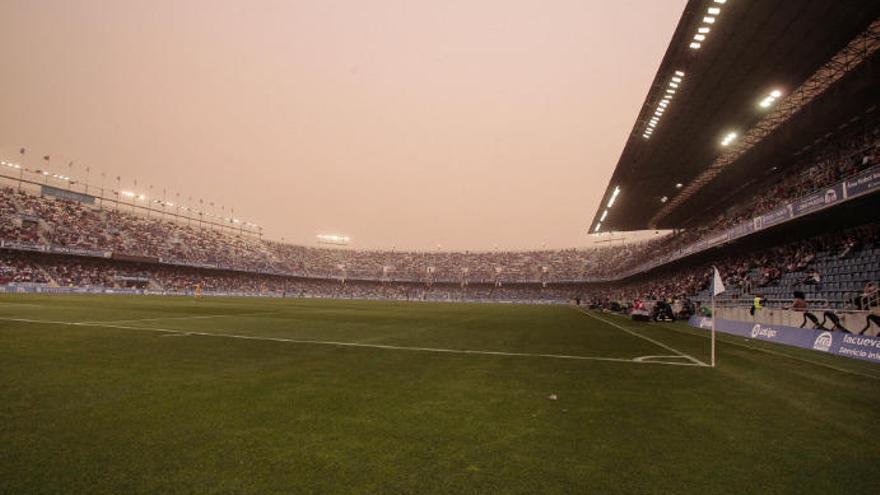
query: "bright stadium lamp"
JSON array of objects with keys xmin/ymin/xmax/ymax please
[
  {"xmin": 607, "ymin": 186, "xmax": 621, "ymax": 208},
  {"xmin": 759, "ymin": 89, "xmax": 784, "ymax": 109}
]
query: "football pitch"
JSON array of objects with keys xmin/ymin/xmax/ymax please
[{"xmin": 1, "ymin": 294, "xmax": 878, "ymax": 494}]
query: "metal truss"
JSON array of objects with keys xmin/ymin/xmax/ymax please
[{"xmin": 649, "ymin": 17, "xmax": 880, "ymax": 228}]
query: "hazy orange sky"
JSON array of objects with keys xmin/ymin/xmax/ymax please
[{"xmin": 1, "ymin": 0, "xmax": 685, "ymax": 250}]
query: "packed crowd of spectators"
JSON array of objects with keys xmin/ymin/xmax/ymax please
[
  {"xmin": 2, "ymin": 221, "xmax": 877, "ymax": 313},
  {"xmin": 0, "ymin": 251, "xmax": 571, "ymax": 303},
  {"xmin": 0, "ymin": 254, "xmax": 49, "ymax": 285},
  {"xmin": 0, "ymin": 184, "xmax": 657, "ymax": 282},
  {"xmin": 586, "ymin": 223, "xmax": 880, "ymax": 314},
  {"xmin": 0, "ymin": 119, "xmax": 877, "ymax": 286}
]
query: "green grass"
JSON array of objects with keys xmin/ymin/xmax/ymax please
[{"xmin": 1, "ymin": 294, "xmax": 878, "ymax": 494}]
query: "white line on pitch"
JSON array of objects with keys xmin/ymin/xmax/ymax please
[
  {"xmin": 0, "ymin": 317, "xmax": 72, "ymax": 324},
  {"xmin": 75, "ymin": 311, "xmax": 279, "ymax": 325},
  {"xmin": 0, "ymin": 317, "xmax": 702, "ymax": 367},
  {"xmin": 577, "ymin": 308, "xmax": 709, "ymax": 367},
  {"xmin": 650, "ymin": 321, "xmax": 880, "ymax": 381}
]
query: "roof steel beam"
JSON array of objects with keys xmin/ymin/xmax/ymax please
[{"xmin": 648, "ymin": 17, "xmax": 880, "ymax": 228}]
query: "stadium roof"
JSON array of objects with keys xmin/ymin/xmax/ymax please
[{"xmin": 591, "ymin": 0, "xmax": 880, "ymax": 232}]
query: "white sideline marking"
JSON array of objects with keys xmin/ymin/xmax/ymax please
[
  {"xmin": 75, "ymin": 311, "xmax": 279, "ymax": 325},
  {"xmin": 0, "ymin": 317, "xmax": 702, "ymax": 368},
  {"xmin": 651, "ymin": 322, "xmax": 880, "ymax": 382},
  {"xmin": 577, "ymin": 308, "xmax": 709, "ymax": 367}
]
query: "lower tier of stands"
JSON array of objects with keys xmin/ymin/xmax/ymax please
[{"xmin": 2, "ymin": 221, "xmax": 878, "ymax": 335}]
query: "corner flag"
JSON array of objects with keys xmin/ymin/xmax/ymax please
[
  {"xmin": 712, "ymin": 267, "xmax": 725, "ymax": 296},
  {"xmin": 710, "ymin": 267, "xmax": 724, "ymax": 368}
]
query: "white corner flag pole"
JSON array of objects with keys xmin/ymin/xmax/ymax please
[
  {"xmin": 711, "ymin": 266, "xmax": 725, "ymax": 368},
  {"xmin": 711, "ymin": 292, "xmax": 716, "ymax": 368}
]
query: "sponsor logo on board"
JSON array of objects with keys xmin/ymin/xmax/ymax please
[
  {"xmin": 812, "ymin": 331, "xmax": 833, "ymax": 352},
  {"xmin": 751, "ymin": 324, "xmax": 778, "ymax": 340}
]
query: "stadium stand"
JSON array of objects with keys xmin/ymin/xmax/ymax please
[
  {"xmin": 1, "ymin": 125, "xmax": 879, "ymax": 313},
  {"xmin": 0, "ymin": 113, "xmax": 877, "ymax": 287}
]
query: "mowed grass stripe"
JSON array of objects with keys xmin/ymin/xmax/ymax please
[
  {"xmin": 0, "ymin": 316, "xmax": 696, "ymax": 366},
  {"xmin": 68, "ymin": 301, "xmax": 663, "ymax": 359},
  {"xmin": 2, "ymin": 295, "xmax": 879, "ymax": 494}
]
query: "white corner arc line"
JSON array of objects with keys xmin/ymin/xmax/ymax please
[
  {"xmin": 633, "ymin": 355, "xmax": 695, "ymax": 363},
  {"xmin": 578, "ymin": 308, "xmax": 708, "ymax": 367}
]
